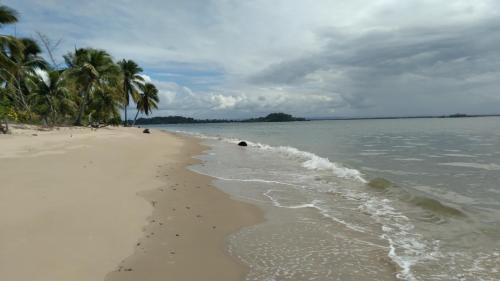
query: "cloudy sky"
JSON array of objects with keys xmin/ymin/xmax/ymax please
[{"xmin": 4, "ymin": 0, "xmax": 500, "ymax": 118}]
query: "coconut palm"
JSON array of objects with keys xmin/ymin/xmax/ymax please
[
  {"xmin": 0, "ymin": 38, "xmax": 48, "ymax": 117},
  {"xmin": 88, "ymin": 86, "xmax": 122, "ymax": 126},
  {"xmin": 30, "ymin": 69, "xmax": 75, "ymax": 124},
  {"xmin": 0, "ymin": 4, "xmax": 20, "ymax": 77},
  {"xmin": 133, "ymin": 83, "xmax": 159, "ymax": 125},
  {"xmin": 0, "ymin": 4, "xmax": 18, "ymax": 26},
  {"xmin": 118, "ymin": 59, "xmax": 143, "ymax": 126},
  {"xmin": 64, "ymin": 48, "xmax": 120, "ymax": 126}
]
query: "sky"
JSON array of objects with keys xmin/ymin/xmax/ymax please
[{"xmin": 4, "ymin": 0, "xmax": 500, "ymax": 119}]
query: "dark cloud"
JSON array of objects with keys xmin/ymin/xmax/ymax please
[{"xmin": 249, "ymin": 17, "xmax": 500, "ymax": 116}]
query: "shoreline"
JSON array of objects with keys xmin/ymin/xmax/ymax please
[
  {"xmin": 105, "ymin": 131, "xmax": 264, "ymax": 281},
  {"xmin": 0, "ymin": 126, "xmax": 263, "ymax": 281}
]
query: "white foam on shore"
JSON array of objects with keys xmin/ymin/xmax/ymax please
[
  {"xmin": 172, "ymin": 130, "xmax": 367, "ymax": 183},
  {"xmin": 263, "ymin": 190, "xmax": 368, "ymax": 233},
  {"xmin": 360, "ymin": 197, "xmax": 440, "ymax": 281}
]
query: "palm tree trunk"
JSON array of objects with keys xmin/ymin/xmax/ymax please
[
  {"xmin": 132, "ymin": 110, "xmax": 140, "ymax": 126},
  {"xmin": 74, "ymin": 88, "xmax": 88, "ymax": 126},
  {"xmin": 14, "ymin": 76, "xmax": 31, "ymax": 114},
  {"xmin": 46, "ymin": 96, "xmax": 56, "ymax": 126},
  {"xmin": 124, "ymin": 105, "xmax": 127, "ymax": 127},
  {"xmin": 123, "ymin": 83, "xmax": 128, "ymax": 127}
]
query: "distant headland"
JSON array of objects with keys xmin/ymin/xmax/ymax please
[{"xmin": 135, "ymin": 113, "xmax": 307, "ymax": 125}]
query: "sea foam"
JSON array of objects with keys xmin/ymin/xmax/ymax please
[{"xmin": 172, "ymin": 130, "xmax": 366, "ymax": 183}]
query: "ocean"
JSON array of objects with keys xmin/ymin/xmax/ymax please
[{"xmin": 151, "ymin": 117, "xmax": 500, "ymax": 281}]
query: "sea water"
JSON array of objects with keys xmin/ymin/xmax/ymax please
[{"xmin": 152, "ymin": 117, "xmax": 500, "ymax": 281}]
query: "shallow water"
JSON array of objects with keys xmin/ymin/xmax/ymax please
[{"xmin": 153, "ymin": 117, "xmax": 500, "ymax": 281}]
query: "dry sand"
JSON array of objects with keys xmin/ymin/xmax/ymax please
[{"xmin": 0, "ymin": 125, "xmax": 262, "ymax": 281}]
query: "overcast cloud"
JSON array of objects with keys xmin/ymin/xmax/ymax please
[{"xmin": 4, "ymin": 0, "xmax": 500, "ymax": 118}]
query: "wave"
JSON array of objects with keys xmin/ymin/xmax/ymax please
[
  {"xmin": 368, "ymin": 178, "xmax": 466, "ymax": 217},
  {"xmin": 172, "ymin": 130, "xmax": 367, "ymax": 183}
]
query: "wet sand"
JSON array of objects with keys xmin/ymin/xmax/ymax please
[{"xmin": 0, "ymin": 126, "xmax": 262, "ymax": 281}]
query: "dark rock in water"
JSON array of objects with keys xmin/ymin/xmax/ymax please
[
  {"xmin": 143, "ymin": 129, "xmax": 151, "ymax": 134},
  {"xmin": 238, "ymin": 141, "xmax": 248, "ymax": 146}
]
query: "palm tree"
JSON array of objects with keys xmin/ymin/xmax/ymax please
[
  {"xmin": 0, "ymin": 3, "xmax": 20, "ymax": 77},
  {"xmin": 64, "ymin": 48, "xmax": 120, "ymax": 126},
  {"xmin": 88, "ymin": 86, "xmax": 122, "ymax": 126},
  {"xmin": 118, "ymin": 59, "xmax": 143, "ymax": 126},
  {"xmin": 0, "ymin": 38, "xmax": 48, "ymax": 117},
  {"xmin": 133, "ymin": 83, "xmax": 159, "ymax": 125},
  {"xmin": 0, "ymin": 4, "xmax": 20, "ymax": 128},
  {"xmin": 30, "ymin": 69, "xmax": 75, "ymax": 125},
  {"xmin": 0, "ymin": 4, "xmax": 18, "ymax": 27}
]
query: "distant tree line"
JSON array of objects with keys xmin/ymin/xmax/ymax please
[
  {"xmin": 0, "ymin": 4, "xmax": 159, "ymax": 133},
  {"xmin": 135, "ymin": 112, "xmax": 307, "ymax": 125}
]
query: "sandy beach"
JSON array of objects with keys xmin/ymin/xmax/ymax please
[{"xmin": 0, "ymin": 125, "xmax": 262, "ymax": 281}]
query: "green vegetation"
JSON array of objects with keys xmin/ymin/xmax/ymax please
[
  {"xmin": 135, "ymin": 112, "xmax": 307, "ymax": 125},
  {"xmin": 0, "ymin": 4, "xmax": 159, "ymax": 132},
  {"xmin": 245, "ymin": 112, "xmax": 306, "ymax": 122}
]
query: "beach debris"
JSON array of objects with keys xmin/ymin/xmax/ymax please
[
  {"xmin": 238, "ymin": 141, "xmax": 248, "ymax": 146},
  {"xmin": 143, "ymin": 128, "xmax": 151, "ymax": 134}
]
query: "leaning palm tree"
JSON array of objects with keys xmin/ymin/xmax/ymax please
[
  {"xmin": 118, "ymin": 59, "xmax": 143, "ymax": 126},
  {"xmin": 0, "ymin": 4, "xmax": 22, "ymax": 123},
  {"xmin": 0, "ymin": 38, "xmax": 48, "ymax": 117},
  {"xmin": 64, "ymin": 48, "xmax": 120, "ymax": 126},
  {"xmin": 0, "ymin": 3, "xmax": 20, "ymax": 78},
  {"xmin": 0, "ymin": 4, "xmax": 18, "ymax": 27},
  {"xmin": 133, "ymin": 83, "xmax": 159, "ymax": 125}
]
